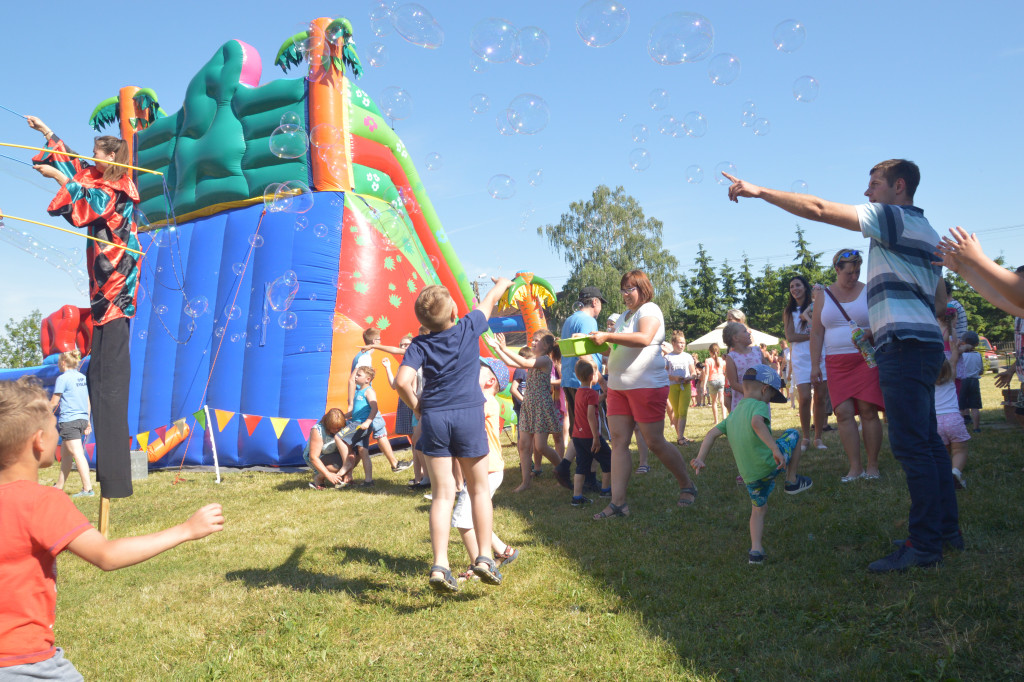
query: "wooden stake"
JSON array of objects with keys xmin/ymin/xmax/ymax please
[{"xmin": 98, "ymin": 496, "xmax": 110, "ymax": 538}]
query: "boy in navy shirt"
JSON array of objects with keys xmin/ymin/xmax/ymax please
[{"xmin": 395, "ymin": 278, "xmax": 512, "ymax": 594}]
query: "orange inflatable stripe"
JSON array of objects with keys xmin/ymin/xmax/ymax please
[
  {"xmin": 119, "ymin": 86, "xmax": 140, "ymax": 157},
  {"xmin": 308, "ymin": 17, "xmax": 354, "ymax": 192}
]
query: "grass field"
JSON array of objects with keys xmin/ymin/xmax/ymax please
[{"xmin": 46, "ymin": 376, "xmax": 1023, "ymax": 681}]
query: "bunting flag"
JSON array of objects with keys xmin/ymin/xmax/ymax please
[
  {"xmin": 295, "ymin": 418, "xmax": 318, "ymax": 440},
  {"xmin": 269, "ymin": 417, "xmax": 290, "ymax": 439},
  {"xmin": 242, "ymin": 414, "xmax": 262, "ymax": 437},
  {"xmin": 137, "ymin": 432, "xmax": 150, "ymax": 450},
  {"xmin": 154, "ymin": 425, "xmax": 168, "ymax": 442},
  {"xmin": 215, "ymin": 409, "xmax": 235, "ymax": 432},
  {"xmin": 192, "ymin": 408, "xmax": 207, "ymax": 430}
]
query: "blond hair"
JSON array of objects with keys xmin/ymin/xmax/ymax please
[
  {"xmin": 58, "ymin": 349, "xmax": 82, "ymax": 370},
  {"xmin": 671, "ymin": 329, "xmax": 686, "ymax": 343},
  {"xmin": 414, "ymin": 285, "xmax": 455, "ymax": 332},
  {"xmin": 936, "ymin": 358, "xmax": 955, "ymax": 385},
  {"xmin": 356, "ymin": 366, "xmax": 376, "ymax": 382},
  {"xmin": 574, "ymin": 357, "xmax": 596, "ymax": 383},
  {"xmin": 362, "ymin": 327, "xmax": 381, "ymax": 344},
  {"xmin": 725, "ymin": 309, "xmax": 746, "ymax": 324},
  {"xmin": 321, "ymin": 408, "xmax": 345, "ymax": 434},
  {"xmin": 0, "ymin": 378, "xmax": 52, "ymax": 468}
]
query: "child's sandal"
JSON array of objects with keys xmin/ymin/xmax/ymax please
[
  {"xmin": 428, "ymin": 565, "xmax": 459, "ymax": 594},
  {"xmin": 472, "ymin": 556, "xmax": 503, "ymax": 585}
]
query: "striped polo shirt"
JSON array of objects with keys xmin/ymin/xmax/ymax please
[{"xmin": 856, "ymin": 202, "xmax": 943, "ymax": 348}]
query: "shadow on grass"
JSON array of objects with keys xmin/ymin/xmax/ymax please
[{"xmin": 226, "ymin": 545, "xmax": 385, "ymax": 594}]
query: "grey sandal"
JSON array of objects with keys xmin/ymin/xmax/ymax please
[
  {"xmin": 678, "ymin": 487, "xmax": 698, "ymax": 507},
  {"xmin": 428, "ymin": 565, "xmax": 459, "ymax": 594},
  {"xmin": 472, "ymin": 556, "xmax": 503, "ymax": 585},
  {"xmin": 593, "ymin": 502, "xmax": 630, "ymax": 520}
]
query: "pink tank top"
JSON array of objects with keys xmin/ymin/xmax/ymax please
[{"xmin": 728, "ymin": 347, "xmax": 765, "ymax": 410}]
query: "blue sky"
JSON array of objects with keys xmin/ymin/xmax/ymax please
[{"xmin": 2, "ymin": 0, "xmax": 1023, "ymax": 324}]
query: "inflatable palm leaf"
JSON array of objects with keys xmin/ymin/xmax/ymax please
[
  {"xmin": 88, "ymin": 96, "xmax": 119, "ymax": 132},
  {"xmin": 274, "ymin": 32, "xmax": 310, "ymax": 72},
  {"xmin": 130, "ymin": 88, "xmax": 165, "ymax": 131},
  {"xmin": 499, "ymin": 273, "xmax": 556, "ymax": 310}
]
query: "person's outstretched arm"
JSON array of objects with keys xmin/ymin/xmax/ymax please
[
  {"xmin": 476, "ymin": 276, "xmax": 513, "ymax": 320},
  {"xmin": 723, "ymin": 173, "xmax": 860, "ymax": 232},
  {"xmin": 67, "ymin": 504, "xmax": 224, "ymax": 571},
  {"xmin": 690, "ymin": 426, "xmax": 723, "ymax": 474},
  {"xmin": 936, "ymin": 227, "xmax": 1024, "ymax": 315}
]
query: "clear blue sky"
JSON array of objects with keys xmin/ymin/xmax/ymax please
[{"xmin": 2, "ymin": 0, "xmax": 1023, "ymax": 324}]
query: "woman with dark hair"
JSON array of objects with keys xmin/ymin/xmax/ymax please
[
  {"xmin": 589, "ymin": 270, "xmax": 697, "ymax": 518},
  {"xmin": 785, "ymin": 274, "xmax": 827, "ymax": 452},
  {"xmin": 811, "ymin": 250, "xmax": 884, "ymax": 481}
]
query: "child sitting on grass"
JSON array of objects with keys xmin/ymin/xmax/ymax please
[
  {"xmin": 0, "ymin": 377, "xmax": 223, "ymax": 679},
  {"xmin": 690, "ymin": 365, "xmax": 801, "ymax": 565},
  {"xmin": 568, "ymin": 358, "xmax": 612, "ymax": 506},
  {"xmin": 303, "ymin": 408, "xmax": 348, "ymax": 489},
  {"xmin": 394, "ymin": 278, "xmax": 512, "ymax": 594},
  {"xmin": 453, "ymin": 358, "xmax": 520, "ymax": 581}
]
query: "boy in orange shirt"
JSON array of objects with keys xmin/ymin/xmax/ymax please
[{"xmin": 0, "ymin": 378, "xmax": 224, "ymax": 679}]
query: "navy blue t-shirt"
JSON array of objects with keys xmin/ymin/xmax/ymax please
[
  {"xmin": 401, "ymin": 309, "xmax": 487, "ymax": 412},
  {"xmin": 511, "ymin": 368, "xmax": 527, "ymax": 410}
]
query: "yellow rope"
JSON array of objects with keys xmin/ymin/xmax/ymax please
[
  {"xmin": 0, "ymin": 214, "xmax": 144, "ymax": 256},
  {"xmin": 0, "ymin": 141, "xmax": 164, "ymax": 176}
]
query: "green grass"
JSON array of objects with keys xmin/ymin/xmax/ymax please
[{"xmin": 47, "ymin": 376, "xmax": 1024, "ymax": 680}]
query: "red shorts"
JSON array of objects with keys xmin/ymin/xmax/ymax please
[{"xmin": 607, "ymin": 386, "xmax": 670, "ymax": 423}]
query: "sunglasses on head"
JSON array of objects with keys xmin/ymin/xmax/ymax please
[{"xmin": 835, "ymin": 249, "xmax": 861, "ymax": 265}]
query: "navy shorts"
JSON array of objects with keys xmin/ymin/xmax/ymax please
[
  {"xmin": 571, "ymin": 436, "xmax": 611, "ymax": 476},
  {"xmin": 417, "ymin": 405, "xmax": 488, "ymax": 458},
  {"xmin": 958, "ymin": 377, "xmax": 982, "ymax": 410}
]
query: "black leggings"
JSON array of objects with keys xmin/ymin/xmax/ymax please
[{"xmin": 88, "ymin": 318, "xmax": 133, "ymax": 498}]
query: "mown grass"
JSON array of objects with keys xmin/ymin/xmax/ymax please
[{"xmin": 48, "ymin": 377, "xmax": 1023, "ymax": 680}]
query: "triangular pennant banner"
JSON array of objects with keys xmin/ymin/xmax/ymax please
[
  {"xmin": 296, "ymin": 418, "xmax": 318, "ymax": 441},
  {"xmin": 269, "ymin": 417, "xmax": 290, "ymax": 439},
  {"xmin": 154, "ymin": 425, "xmax": 168, "ymax": 442},
  {"xmin": 192, "ymin": 409, "xmax": 207, "ymax": 430},
  {"xmin": 136, "ymin": 432, "xmax": 150, "ymax": 451},
  {"xmin": 242, "ymin": 414, "xmax": 262, "ymax": 437},
  {"xmin": 215, "ymin": 409, "xmax": 235, "ymax": 432}
]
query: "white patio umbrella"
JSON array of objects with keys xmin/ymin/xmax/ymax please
[{"xmin": 686, "ymin": 322, "xmax": 779, "ymax": 352}]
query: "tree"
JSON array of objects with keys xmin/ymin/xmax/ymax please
[
  {"xmin": 739, "ymin": 255, "xmax": 757, "ymax": 313},
  {"xmin": 539, "ymin": 185, "xmax": 680, "ymax": 328},
  {"xmin": 718, "ymin": 260, "xmax": 739, "ymax": 316},
  {"xmin": 744, "ymin": 264, "xmax": 787, "ymax": 336},
  {"xmin": 792, "ymin": 224, "xmax": 828, "ymax": 284},
  {"xmin": 0, "ymin": 310, "xmax": 43, "ymax": 369},
  {"xmin": 680, "ymin": 243, "xmax": 721, "ymax": 338}
]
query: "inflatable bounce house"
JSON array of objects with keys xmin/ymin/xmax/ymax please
[{"xmin": 2, "ymin": 17, "xmax": 529, "ymax": 469}]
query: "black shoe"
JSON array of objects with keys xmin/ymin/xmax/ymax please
[
  {"xmin": 892, "ymin": 532, "xmax": 964, "ymax": 552},
  {"xmin": 408, "ymin": 479, "xmax": 431, "ymax": 489},
  {"xmin": 748, "ymin": 551, "xmax": 766, "ymax": 565},
  {"xmin": 868, "ymin": 544, "xmax": 942, "ymax": 573},
  {"xmin": 554, "ymin": 464, "xmax": 572, "ymax": 490},
  {"xmin": 571, "ymin": 495, "xmax": 593, "ymax": 507}
]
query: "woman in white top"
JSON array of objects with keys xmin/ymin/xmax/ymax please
[
  {"xmin": 589, "ymin": 270, "xmax": 697, "ymax": 519},
  {"xmin": 810, "ymin": 250, "xmax": 884, "ymax": 482},
  {"xmin": 784, "ymin": 274, "xmax": 828, "ymax": 451}
]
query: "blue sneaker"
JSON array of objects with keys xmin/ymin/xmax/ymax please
[
  {"xmin": 72, "ymin": 490, "xmax": 95, "ymax": 498},
  {"xmin": 748, "ymin": 551, "xmax": 766, "ymax": 565},
  {"xmin": 784, "ymin": 475, "xmax": 813, "ymax": 495}
]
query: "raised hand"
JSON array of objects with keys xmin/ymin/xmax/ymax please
[{"xmin": 722, "ymin": 172, "xmax": 764, "ymax": 203}]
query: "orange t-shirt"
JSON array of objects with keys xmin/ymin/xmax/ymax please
[
  {"xmin": 483, "ymin": 396, "xmax": 504, "ymax": 474},
  {"xmin": 0, "ymin": 480, "xmax": 91, "ymax": 668}
]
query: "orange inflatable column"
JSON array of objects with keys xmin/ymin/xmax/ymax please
[
  {"xmin": 117, "ymin": 86, "xmax": 140, "ymax": 153},
  {"xmin": 307, "ymin": 17, "xmax": 354, "ymax": 192}
]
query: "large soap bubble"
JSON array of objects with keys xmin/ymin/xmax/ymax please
[
  {"xmin": 269, "ymin": 124, "xmax": 309, "ymax": 159},
  {"xmin": 487, "ymin": 175, "xmax": 516, "ymax": 200},
  {"xmin": 576, "ymin": 0, "xmax": 629, "ymax": 48},
  {"xmin": 628, "ymin": 148, "xmax": 651, "ymax": 172},
  {"xmin": 528, "ymin": 169, "xmax": 543, "ymax": 187},
  {"xmin": 791, "ymin": 180, "xmax": 809, "ymax": 193},
  {"xmin": 379, "ymin": 86, "xmax": 413, "ymax": 120},
  {"xmin": 496, "ymin": 109, "xmax": 516, "ymax": 136},
  {"xmin": 391, "ymin": 4, "xmax": 444, "ymax": 49},
  {"xmin": 707, "ymin": 53, "xmax": 741, "ymax": 85},
  {"xmin": 793, "ymin": 76, "xmax": 820, "ymax": 102},
  {"xmin": 657, "ymin": 114, "xmax": 677, "ymax": 136},
  {"xmin": 685, "ymin": 165, "xmax": 704, "ymax": 184},
  {"xmin": 278, "ymin": 312, "xmax": 298, "ymax": 330},
  {"xmin": 425, "ymin": 152, "xmax": 442, "ymax": 170},
  {"xmin": 682, "ymin": 111, "xmax": 707, "ymax": 137},
  {"xmin": 647, "ymin": 13, "xmax": 714, "ymax": 65},
  {"xmin": 184, "ymin": 295, "xmax": 209, "ymax": 319},
  {"xmin": 507, "ymin": 94, "xmax": 550, "ymax": 135},
  {"xmin": 631, "ymin": 124, "xmax": 649, "ymax": 143},
  {"xmin": 649, "ymin": 88, "xmax": 669, "ymax": 111},
  {"xmin": 714, "ymin": 161, "xmax": 737, "ymax": 185},
  {"xmin": 309, "ymin": 123, "xmax": 342, "ymax": 151},
  {"xmin": 471, "ymin": 18, "xmax": 518, "ymax": 63},
  {"xmin": 280, "ymin": 111, "xmax": 303, "ymax": 127},
  {"xmin": 470, "ymin": 93, "xmax": 491, "ymax": 114},
  {"xmin": 773, "ymin": 20, "xmax": 806, "ymax": 53},
  {"xmin": 272, "ymin": 180, "xmax": 314, "ymax": 214},
  {"xmin": 753, "ymin": 118, "xmax": 771, "ymax": 136},
  {"xmin": 368, "ymin": 43, "xmax": 388, "ymax": 68},
  {"xmin": 515, "ymin": 26, "xmax": 550, "ymax": 66},
  {"xmin": 268, "ymin": 270, "xmax": 299, "ymax": 311}
]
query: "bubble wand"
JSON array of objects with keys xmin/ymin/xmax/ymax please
[
  {"xmin": 0, "ymin": 141, "xmax": 164, "ymax": 176},
  {"xmin": 0, "ymin": 152, "xmax": 33, "ymax": 167},
  {"xmin": 0, "ymin": 213, "xmax": 144, "ymax": 256},
  {"xmin": 0, "ymin": 103, "xmax": 27, "ymax": 119}
]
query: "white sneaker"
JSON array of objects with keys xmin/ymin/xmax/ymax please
[{"xmin": 952, "ymin": 469, "xmax": 966, "ymax": 490}]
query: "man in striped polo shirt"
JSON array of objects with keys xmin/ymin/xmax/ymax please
[{"xmin": 722, "ymin": 160, "xmax": 960, "ymax": 573}]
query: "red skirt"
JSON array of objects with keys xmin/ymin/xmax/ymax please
[{"xmin": 825, "ymin": 352, "xmax": 884, "ymax": 413}]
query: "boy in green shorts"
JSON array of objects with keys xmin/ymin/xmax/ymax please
[{"xmin": 690, "ymin": 365, "xmax": 803, "ymax": 565}]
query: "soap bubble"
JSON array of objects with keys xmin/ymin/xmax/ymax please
[
  {"xmin": 617, "ymin": 113, "xmax": 627, "ymax": 123},
  {"xmin": 371, "ymin": 17, "xmax": 390, "ymax": 38},
  {"xmin": 428, "ymin": 254, "xmax": 440, "ymax": 270},
  {"xmin": 648, "ymin": 13, "xmax": 714, "ymax": 65},
  {"xmin": 379, "ymin": 87, "xmax": 413, "ymax": 121},
  {"xmin": 310, "ymin": 123, "xmax": 342, "ymax": 150},
  {"xmin": 649, "ymin": 89, "xmax": 669, "ymax": 111},
  {"xmin": 247, "ymin": 234, "xmax": 264, "ymax": 248},
  {"xmin": 152, "ymin": 227, "xmax": 177, "ymax": 247},
  {"xmin": 280, "ymin": 111, "xmax": 303, "ymax": 127},
  {"xmin": 224, "ymin": 304, "xmax": 242, "ymax": 321},
  {"xmin": 291, "ymin": 29, "xmax": 326, "ymax": 69},
  {"xmin": 263, "ymin": 183, "xmax": 284, "ymax": 210},
  {"xmin": 368, "ymin": 43, "xmax": 388, "ymax": 68},
  {"xmin": 214, "ymin": 326, "xmax": 224, "ymax": 338},
  {"xmin": 487, "ymin": 175, "xmax": 516, "ymax": 200},
  {"xmin": 507, "ymin": 94, "xmax": 550, "ymax": 134},
  {"xmin": 278, "ymin": 312, "xmax": 298, "ymax": 330},
  {"xmin": 631, "ymin": 124, "xmax": 649, "ymax": 143},
  {"xmin": 628, "ymin": 148, "xmax": 651, "ymax": 172},
  {"xmin": 325, "ymin": 22, "xmax": 349, "ymax": 48},
  {"xmin": 470, "ymin": 54, "xmax": 489, "ymax": 73},
  {"xmin": 370, "ymin": 3, "xmax": 391, "ymax": 21},
  {"xmin": 469, "ymin": 93, "xmax": 491, "ymax": 115},
  {"xmin": 231, "ymin": 262, "xmax": 244, "ymax": 276},
  {"xmin": 268, "ymin": 270, "xmax": 299, "ymax": 311},
  {"xmin": 137, "ymin": 330, "xmax": 147, "ymax": 341},
  {"xmin": 682, "ymin": 111, "xmax": 707, "ymax": 137},
  {"xmin": 269, "ymin": 124, "xmax": 309, "ymax": 159},
  {"xmin": 471, "ymin": 18, "xmax": 518, "ymax": 63},
  {"xmin": 657, "ymin": 115, "xmax": 677, "ymax": 136},
  {"xmin": 184, "ymin": 295, "xmax": 208, "ymax": 318},
  {"xmin": 314, "ymin": 224, "xmax": 328, "ymax": 238},
  {"xmin": 753, "ymin": 118, "xmax": 771, "ymax": 136},
  {"xmin": 793, "ymin": 76, "xmax": 820, "ymax": 102},
  {"xmin": 391, "ymin": 3, "xmax": 444, "ymax": 49},
  {"xmin": 773, "ymin": 20, "xmax": 806, "ymax": 53},
  {"xmin": 707, "ymin": 53, "xmax": 741, "ymax": 85},
  {"xmin": 576, "ymin": 0, "xmax": 630, "ymax": 48},
  {"xmin": 317, "ymin": 343, "xmax": 327, "ymax": 352},
  {"xmin": 156, "ymin": 305, "xmax": 168, "ymax": 315},
  {"xmin": 714, "ymin": 162, "xmax": 737, "ymax": 185},
  {"xmin": 295, "ymin": 217, "xmax": 308, "ymax": 231},
  {"xmin": 515, "ymin": 26, "xmax": 550, "ymax": 66},
  {"xmin": 272, "ymin": 180, "xmax": 314, "ymax": 214},
  {"xmin": 309, "ymin": 292, "xmax": 317, "ymax": 301},
  {"xmin": 791, "ymin": 180, "xmax": 809, "ymax": 193},
  {"xmin": 230, "ymin": 333, "xmax": 240, "ymax": 343},
  {"xmin": 528, "ymin": 169, "xmax": 543, "ymax": 187},
  {"xmin": 741, "ymin": 109, "xmax": 757, "ymax": 127},
  {"xmin": 496, "ymin": 109, "xmax": 517, "ymax": 136},
  {"xmin": 424, "ymin": 152, "xmax": 442, "ymax": 171},
  {"xmin": 685, "ymin": 165, "xmax": 704, "ymax": 184}
]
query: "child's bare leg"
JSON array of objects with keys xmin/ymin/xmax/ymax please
[
  {"xmin": 65, "ymin": 439, "xmax": 92, "ymax": 492},
  {"xmin": 534, "ymin": 433, "xmax": 561, "ymax": 466},
  {"xmin": 950, "ymin": 441, "xmax": 968, "ymax": 473},
  {"xmin": 53, "ymin": 442, "xmax": 73, "ymax": 489},
  {"xmin": 377, "ymin": 435, "xmax": 398, "ymax": 468},
  {"xmin": 360, "ymin": 447, "xmax": 373, "ymax": 482},
  {"xmin": 460, "ymin": 455, "xmax": 494, "ymax": 563},
  {"xmin": 750, "ymin": 503, "xmax": 768, "ymax": 554},
  {"xmin": 601, "ymin": 471, "xmax": 611, "ymax": 489},
  {"xmin": 573, "ymin": 473, "xmax": 584, "ymax": 498},
  {"xmin": 424, "ymin": 456, "xmax": 458, "ymax": 575},
  {"xmin": 514, "ymin": 431, "xmax": 533, "ymax": 492},
  {"xmin": 458, "ymin": 526, "xmax": 479, "ymax": 565},
  {"xmin": 971, "ymin": 408, "xmax": 980, "ymax": 430}
]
